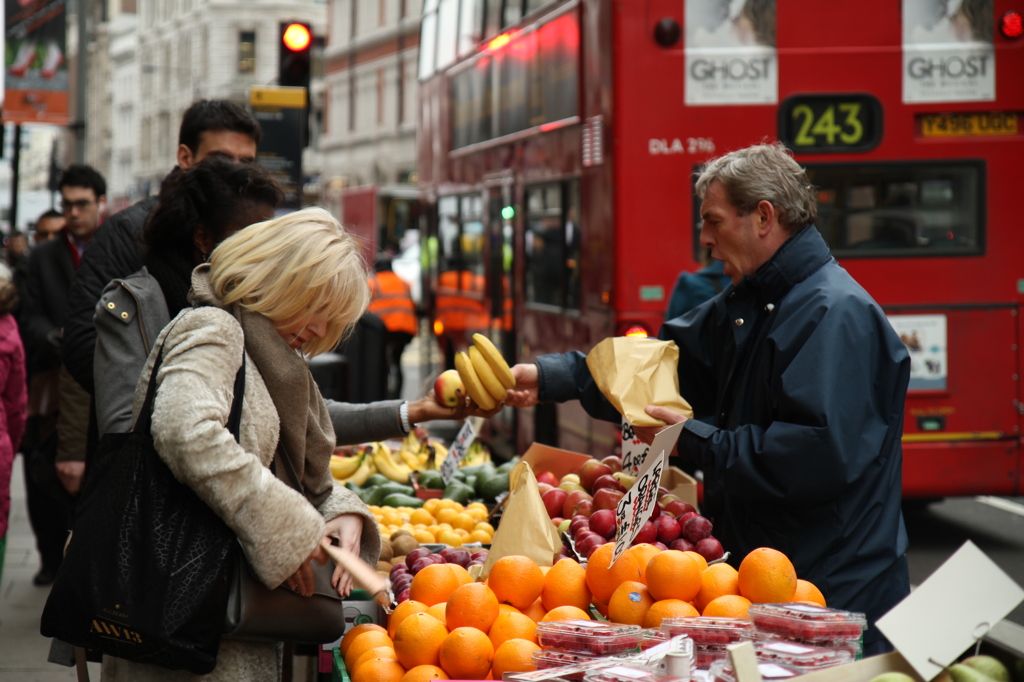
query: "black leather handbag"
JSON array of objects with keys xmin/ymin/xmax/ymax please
[
  {"xmin": 40, "ymin": 335, "xmax": 244, "ymax": 675},
  {"xmin": 222, "ymin": 448, "xmax": 346, "ymax": 644}
]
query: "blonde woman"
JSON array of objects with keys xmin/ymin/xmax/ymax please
[{"xmin": 102, "ymin": 208, "xmax": 380, "ymax": 681}]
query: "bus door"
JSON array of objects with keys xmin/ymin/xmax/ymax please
[
  {"xmin": 484, "ymin": 181, "xmax": 518, "ymax": 456},
  {"xmin": 434, "ymin": 193, "xmax": 488, "ymax": 366}
]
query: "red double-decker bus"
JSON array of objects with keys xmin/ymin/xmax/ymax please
[{"xmin": 416, "ymin": 0, "xmax": 1024, "ymax": 497}]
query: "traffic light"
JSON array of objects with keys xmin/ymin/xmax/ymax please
[{"xmin": 278, "ymin": 22, "xmax": 312, "ymax": 90}]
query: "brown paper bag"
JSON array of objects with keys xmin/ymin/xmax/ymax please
[
  {"xmin": 585, "ymin": 337, "xmax": 694, "ymax": 427},
  {"xmin": 478, "ymin": 461, "xmax": 561, "ymax": 580}
]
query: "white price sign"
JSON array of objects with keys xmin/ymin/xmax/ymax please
[
  {"xmin": 611, "ymin": 422, "xmax": 684, "ymax": 564},
  {"xmin": 621, "ymin": 418, "xmax": 651, "ymax": 476},
  {"xmin": 440, "ymin": 420, "xmax": 476, "ymax": 485}
]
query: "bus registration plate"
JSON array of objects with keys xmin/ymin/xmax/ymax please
[{"xmin": 918, "ymin": 112, "xmax": 1018, "ymax": 138}]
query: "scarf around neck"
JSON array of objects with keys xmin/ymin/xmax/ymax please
[{"xmin": 189, "ymin": 264, "xmax": 335, "ymax": 507}]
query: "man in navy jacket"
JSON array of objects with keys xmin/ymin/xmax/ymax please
[{"xmin": 507, "ymin": 143, "xmax": 910, "ymax": 655}]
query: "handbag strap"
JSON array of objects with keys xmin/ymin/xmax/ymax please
[{"xmin": 133, "ymin": 311, "xmax": 246, "ymax": 441}]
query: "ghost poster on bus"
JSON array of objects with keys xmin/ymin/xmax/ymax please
[
  {"xmin": 684, "ymin": 0, "xmax": 777, "ymax": 106},
  {"xmin": 902, "ymin": 0, "xmax": 994, "ymax": 103},
  {"xmin": 3, "ymin": 0, "xmax": 68, "ymax": 124},
  {"xmin": 887, "ymin": 314, "xmax": 948, "ymax": 391}
]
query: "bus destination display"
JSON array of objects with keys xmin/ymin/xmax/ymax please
[
  {"xmin": 778, "ymin": 94, "xmax": 882, "ymax": 154},
  {"xmin": 917, "ymin": 112, "xmax": 1019, "ymax": 138}
]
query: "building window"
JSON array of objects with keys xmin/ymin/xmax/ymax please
[
  {"xmin": 525, "ymin": 180, "xmax": 581, "ymax": 309},
  {"xmin": 238, "ymin": 31, "xmax": 256, "ymax": 73}
]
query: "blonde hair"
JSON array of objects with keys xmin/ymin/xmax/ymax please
[{"xmin": 207, "ymin": 207, "xmax": 370, "ymax": 357}]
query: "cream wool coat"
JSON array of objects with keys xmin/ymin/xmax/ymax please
[{"xmin": 102, "ymin": 306, "xmax": 380, "ymax": 682}]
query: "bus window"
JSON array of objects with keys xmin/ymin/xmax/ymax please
[
  {"xmin": 503, "ymin": 0, "xmax": 523, "ymax": 29},
  {"xmin": 461, "ymin": 194, "xmax": 486, "ymax": 276},
  {"xmin": 438, "ymin": 196, "xmax": 460, "ymax": 273},
  {"xmin": 458, "ymin": 0, "xmax": 485, "ymax": 57},
  {"xmin": 419, "ymin": 9, "xmax": 439, "ymax": 79},
  {"xmin": 437, "ymin": 0, "xmax": 460, "ymax": 71},
  {"xmin": 525, "ymin": 181, "xmax": 580, "ymax": 309},
  {"xmin": 806, "ymin": 161, "xmax": 983, "ymax": 256},
  {"xmin": 484, "ymin": 0, "xmax": 502, "ymax": 39}
]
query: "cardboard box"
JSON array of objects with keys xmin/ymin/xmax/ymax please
[
  {"xmin": 520, "ymin": 442, "xmax": 698, "ymax": 510},
  {"xmin": 789, "ymin": 652, "xmax": 923, "ymax": 682}
]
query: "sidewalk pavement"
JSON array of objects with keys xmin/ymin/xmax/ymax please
[{"xmin": 1, "ymin": 455, "xmax": 100, "ymax": 681}]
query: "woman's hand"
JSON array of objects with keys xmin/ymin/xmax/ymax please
[
  {"xmin": 408, "ymin": 392, "xmax": 504, "ymax": 423},
  {"xmin": 285, "ymin": 543, "xmax": 329, "ymax": 597},
  {"xmin": 323, "ymin": 514, "xmax": 364, "ymax": 597}
]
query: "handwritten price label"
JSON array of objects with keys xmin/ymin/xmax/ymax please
[
  {"xmin": 610, "ymin": 422, "xmax": 685, "ymax": 565},
  {"xmin": 440, "ymin": 420, "xmax": 476, "ymax": 484},
  {"xmin": 621, "ymin": 418, "xmax": 651, "ymax": 476}
]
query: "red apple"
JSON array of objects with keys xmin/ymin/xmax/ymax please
[
  {"xmin": 542, "ymin": 488, "xmax": 569, "ymax": 519},
  {"xmin": 573, "ymin": 499, "xmax": 595, "ymax": 518},
  {"xmin": 592, "ymin": 474, "xmax": 626, "ymax": 493},
  {"xmin": 682, "ymin": 515, "xmax": 713, "ymax": 544},
  {"xmin": 649, "ymin": 502, "xmax": 662, "ymax": 519},
  {"xmin": 433, "ymin": 369, "xmax": 466, "ymax": 407},
  {"xmin": 676, "ymin": 511, "xmax": 698, "ymax": 526},
  {"xmin": 576, "ymin": 534, "xmax": 605, "ymax": 557},
  {"xmin": 654, "ymin": 515, "xmax": 681, "ymax": 544},
  {"xmin": 405, "ymin": 547, "xmax": 432, "ymax": 569},
  {"xmin": 652, "ymin": 542, "xmax": 668, "ymax": 551},
  {"xmin": 601, "ymin": 456, "xmax": 623, "ymax": 473},
  {"xmin": 589, "ymin": 509, "xmax": 617, "ymax": 539},
  {"xmin": 658, "ymin": 486, "xmax": 673, "ymax": 498},
  {"xmin": 694, "ymin": 536, "xmax": 725, "ymax": 562},
  {"xmin": 536, "ymin": 471, "xmax": 559, "ymax": 486},
  {"xmin": 569, "ymin": 516, "xmax": 591, "ymax": 537},
  {"xmin": 669, "ymin": 538, "xmax": 695, "ymax": 552},
  {"xmin": 593, "ymin": 488, "xmax": 626, "ymax": 511},
  {"xmin": 659, "ymin": 494, "xmax": 682, "ymax": 505},
  {"xmin": 631, "ymin": 521, "xmax": 658, "ymax": 545},
  {"xmin": 537, "ymin": 482, "xmax": 554, "ymax": 495},
  {"xmin": 579, "ymin": 459, "xmax": 614, "ymax": 493},
  {"xmin": 396, "ymin": 588, "xmax": 411, "ymax": 603},
  {"xmin": 665, "ymin": 500, "xmax": 697, "ymax": 517}
]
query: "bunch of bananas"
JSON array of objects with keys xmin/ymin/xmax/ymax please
[
  {"xmin": 329, "ymin": 428, "xmax": 495, "ymax": 485},
  {"xmin": 454, "ymin": 334, "xmax": 515, "ymax": 411},
  {"xmin": 431, "ymin": 438, "xmax": 491, "ymax": 468},
  {"xmin": 329, "ymin": 448, "xmax": 376, "ymax": 486}
]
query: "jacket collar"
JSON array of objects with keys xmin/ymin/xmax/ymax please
[{"xmin": 740, "ymin": 224, "xmax": 833, "ymax": 304}]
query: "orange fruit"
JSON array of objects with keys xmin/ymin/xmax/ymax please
[
  {"xmin": 401, "ymin": 665, "xmax": 450, "ymax": 682},
  {"xmin": 353, "ymin": 657, "xmax": 405, "ymax": 682},
  {"xmin": 608, "ymin": 580, "xmax": 654, "ymax": 626},
  {"xmin": 643, "ymin": 599, "xmax": 700, "ymax": 628},
  {"xmin": 793, "ymin": 579, "xmax": 826, "ymax": 607},
  {"xmin": 426, "ymin": 603, "xmax": 447, "ymax": 626},
  {"xmin": 646, "ymin": 550, "xmax": 703, "ymax": 602},
  {"xmin": 521, "ymin": 598, "xmax": 547, "ymax": 623},
  {"xmin": 498, "ymin": 604, "xmax": 522, "ymax": 614},
  {"xmin": 488, "ymin": 611, "xmax": 538, "ymax": 649},
  {"xmin": 342, "ymin": 623, "xmax": 387, "ymax": 656},
  {"xmin": 345, "ymin": 630, "xmax": 395, "ymax": 671},
  {"xmin": 542, "ymin": 559, "xmax": 592, "ymax": 611},
  {"xmin": 410, "ymin": 564, "xmax": 463, "ymax": 606},
  {"xmin": 393, "ymin": 612, "xmax": 449, "ymax": 669},
  {"xmin": 353, "ymin": 646, "xmax": 398, "ymax": 673},
  {"xmin": 703, "ymin": 594, "xmax": 752, "ymax": 618},
  {"xmin": 491, "ymin": 638, "xmax": 541, "ymax": 679},
  {"xmin": 626, "ymin": 544, "xmax": 660, "ymax": 583},
  {"xmin": 389, "ymin": 600, "xmax": 429, "ymax": 639},
  {"xmin": 541, "ymin": 605, "xmax": 591, "ymax": 622},
  {"xmin": 694, "ymin": 563, "xmax": 740, "ymax": 613},
  {"xmin": 488, "ymin": 556, "xmax": 544, "ymax": 610},
  {"xmin": 439, "ymin": 627, "xmax": 494, "ymax": 679},
  {"xmin": 448, "ymin": 564, "xmax": 473, "ymax": 587},
  {"xmin": 446, "ymin": 582, "xmax": 499, "ymax": 632},
  {"xmin": 737, "ymin": 548, "xmax": 797, "ymax": 604},
  {"xmin": 684, "ymin": 551, "xmax": 709, "ymax": 571},
  {"xmin": 585, "ymin": 540, "xmax": 647, "ymax": 602}
]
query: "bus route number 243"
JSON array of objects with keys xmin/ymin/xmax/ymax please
[{"xmin": 779, "ymin": 94, "xmax": 882, "ymax": 154}]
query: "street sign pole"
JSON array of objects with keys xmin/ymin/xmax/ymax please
[{"xmin": 249, "ymin": 86, "xmax": 307, "ymax": 210}]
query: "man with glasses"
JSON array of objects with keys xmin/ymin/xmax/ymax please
[{"xmin": 18, "ymin": 164, "xmax": 106, "ymax": 585}]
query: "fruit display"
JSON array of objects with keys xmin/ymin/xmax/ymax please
[
  {"xmin": 709, "ymin": 659, "xmax": 801, "ymax": 682},
  {"xmin": 535, "ymin": 620, "xmax": 644, "ymax": 656},
  {"xmin": 376, "ymin": 503, "xmax": 495, "ymax": 551},
  {"xmin": 751, "ymin": 640, "xmax": 853, "ymax": 670},
  {"xmin": 746, "ymin": 603, "xmax": 867, "ymax": 643},
  {"xmin": 452, "ymin": 333, "xmax": 516, "ymax": 410},
  {"xmin": 659, "ymin": 616, "xmax": 751, "ymax": 645}
]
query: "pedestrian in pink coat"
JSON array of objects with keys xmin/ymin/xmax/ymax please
[{"xmin": 0, "ymin": 262, "xmax": 28, "ymax": 584}]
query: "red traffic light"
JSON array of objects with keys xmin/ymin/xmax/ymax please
[{"xmin": 282, "ymin": 23, "xmax": 312, "ymax": 52}]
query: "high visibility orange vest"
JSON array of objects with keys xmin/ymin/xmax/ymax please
[
  {"xmin": 435, "ymin": 270, "xmax": 489, "ymax": 333},
  {"xmin": 368, "ymin": 272, "xmax": 418, "ymax": 335}
]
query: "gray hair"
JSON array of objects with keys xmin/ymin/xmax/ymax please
[{"xmin": 695, "ymin": 143, "xmax": 816, "ymax": 231}]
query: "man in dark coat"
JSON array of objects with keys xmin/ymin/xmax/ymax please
[
  {"xmin": 60, "ymin": 99, "xmax": 261, "ymax": 397},
  {"xmin": 506, "ymin": 143, "xmax": 910, "ymax": 655}
]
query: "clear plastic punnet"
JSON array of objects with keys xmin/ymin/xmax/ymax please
[
  {"xmin": 582, "ymin": 665, "xmax": 674, "ymax": 682},
  {"xmin": 753, "ymin": 640, "xmax": 854, "ymax": 669},
  {"xmin": 660, "ymin": 617, "xmax": 751, "ymax": 646},
  {"xmin": 693, "ymin": 643, "xmax": 730, "ymax": 670},
  {"xmin": 640, "ymin": 628, "xmax": 670, "ymax": 650},
  {"xmin": 747, "ymin": 604, "xmax": 867, "ymax": 643},
  {"xmin": 708, "ymin": 659, "xmax": 801, "ymax": 682},
  {"xmin": 536, "ymin": 620, "xmax": 644, "ymax": 655}
]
